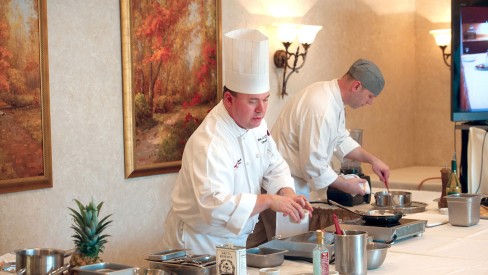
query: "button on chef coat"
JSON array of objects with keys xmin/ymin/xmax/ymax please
[
  {"xmin": 271, "ymin": 80, "xmax": 360, "ymax": 200},
  {"xmin": 162, "ymin": 101, "xmax": 295, "ymax": 255}
]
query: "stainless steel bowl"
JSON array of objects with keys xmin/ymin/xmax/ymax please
[
  {"xmin": 374, "ymin": 191, "xmax": 412, "ymax": 207},
  {"xmin": 367, "ymin": 242, "xmax": 390, "ymax": 270},
  {"xmin": 246, "ymin": 247, "xmax": 288, "ymax": 268}
]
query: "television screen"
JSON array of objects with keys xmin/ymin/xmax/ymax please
[{"xmin": 451, "ymin": 0, "xmax": 488, "ymax": 122}]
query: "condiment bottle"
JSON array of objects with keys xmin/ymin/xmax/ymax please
[
  {"xmin": 438, "ymin": 165, "xmax": 450, "ymax": 208},
  {"xmin": 446, "ymin": 158, "xmax": 462, "ymax": 196},
  {"xmin": 313, "ymin": 229, "xmax": 329, "ymax": 275}
]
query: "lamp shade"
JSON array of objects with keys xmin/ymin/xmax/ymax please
[
  {"xmin": 274, "ymin": 23, "xmax": 300, "ymax": 43},
  {"xmin": 298, "ymin": 25, "xmax": 322, "ymax": 44},
  {"xmin": 429, "ymin": 29, "xmax": 451, "ymax": 46}
]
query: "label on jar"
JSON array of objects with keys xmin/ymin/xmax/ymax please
[{"xmin": 216, "ymin": 244, "xmax": 247, "ymax": 275}]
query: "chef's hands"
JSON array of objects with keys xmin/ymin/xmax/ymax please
[
  {"xmin": 371, "ymin": 158, "xmax": 390, "ymax": 188},
  {"xmin": 271, "ymin": 194, "xmax": 312, "ymax": 223},
  {"xmin": 344, "ymin": 147, "xmax": 390, "ymax": 189},
  {"xmin": 253, "ymin": 187, "xmax": 313, "ymax": 223},
  {"xmin": 278, "ymin": 187, "xmax": 314, "ymax": 222},
  {"xmin": 330, "ymin": 174, "xmax": 368, "ymax": 196}
]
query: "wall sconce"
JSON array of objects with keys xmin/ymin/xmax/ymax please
[
  {"xmin": 273, "ymin": 24, "xmax": 322, "ymax": 98},
  {"xmin": 429, "ymin": 29, "xmax": 451, "ymax": 68}
]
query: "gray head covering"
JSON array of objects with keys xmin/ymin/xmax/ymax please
[{"xmin": 347, "ymin": 59, "xmax": 385, "ymax": 96}]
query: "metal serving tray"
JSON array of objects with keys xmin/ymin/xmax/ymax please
[
  {"xmin": 72, "ymin": 262, "xmax": 136, "ymax": 275},
  {"xmin": 147, "ymin": 249, "xmax": 189, "ymax": 261},
  {"xmin": 259, "ymin": 231, "xmax": 335, "ymax": 262},
  {"xmin": 246, "ymin": 247, "xmax": 288, "ymax": 268},
  {"xmin": 146, "ymin": 255, "xmax": 216, "ymax": 275}
]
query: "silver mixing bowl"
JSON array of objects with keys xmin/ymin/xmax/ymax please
[{"xmin": 367, "ymin": 242, "xmax": 390, "ymax": 270}]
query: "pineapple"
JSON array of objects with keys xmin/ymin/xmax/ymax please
[{"xmin": 68, "ymin": 199, "xmax": 113, "ymax": 271}]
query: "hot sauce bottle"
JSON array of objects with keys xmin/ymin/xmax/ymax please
[{"xmin": 313, "ymin": 230, "xmax": 329, "ymax": 275}]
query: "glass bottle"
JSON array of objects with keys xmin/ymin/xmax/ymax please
[
  {"xmin": 438, "ymin": 165, "xmax": 450, "ymax": 208},
  {"xmin": 313, "ymin": 230, "xmax": 329, "ymax": 275},
  {"xmin": 467, "ymin": 25, "xmax": 477, "ymax": 40},
  {"xmin": 446, "ymin": 158, "xmax": 462, "ymax": 196}
]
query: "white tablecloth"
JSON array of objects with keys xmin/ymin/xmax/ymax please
[{"xmin": 248, "ymin": 190, "xmax": 488, "ymax": 275}]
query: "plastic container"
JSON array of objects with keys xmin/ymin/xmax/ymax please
[
  {"xmin": 275, "ymin": 210, "xmax": 309, "ymax": 238},
  {"xmin": 340, "ymin": 129, "xmax": 363, "ymax": 174},
  {"xmin": 446, "ymin": 194, "xmax": 482, "ymax": 226}
]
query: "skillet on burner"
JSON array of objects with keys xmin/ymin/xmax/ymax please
[{"xmin": 328, "ymin": 199, "xmax": 403, "ymax": 225}]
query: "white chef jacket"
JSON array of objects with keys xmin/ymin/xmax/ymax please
[
  {"xmin": 271, "ymin": 80, "xmax": 360, "ymax": 199},
  {"xmin": 162, "ymin": 101, "xmax": 295, "ymax": 255}
]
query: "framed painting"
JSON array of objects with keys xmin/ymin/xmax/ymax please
[
  {"xmin": 0, "ymin": 0, "xmax": 52, "ymax": 194},
  {"xmin": 120, "ymin": 0, "xmax": 222, "ymax": 178}
]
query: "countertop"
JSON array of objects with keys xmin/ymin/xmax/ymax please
[
  {"xmin": 4, "ymin": 189, "xmax": 486, "ymax": 274},
  {"xmin": 247, "ymin": 189, "xmax": 488, "ymax": 274}
]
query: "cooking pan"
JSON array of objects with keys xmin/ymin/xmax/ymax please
[
  {"xmin": 328, "ymin": 200, "xmax": 404, "ymax": 225},
  {"xmin": 15, "ymin": 248, "xmax": 73, "ymax": 275},
  {"xmin": 374, "ymin": 191, "xmax": 412, "ymax": 207}
]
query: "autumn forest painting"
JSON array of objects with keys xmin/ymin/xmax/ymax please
[
  {"xmin": 0, "ymin": 0, "xmax": 45, "ymax": 182},
  {"xmin": 122, "ymin": 0, "xmax": 221, "ymax": 177}
]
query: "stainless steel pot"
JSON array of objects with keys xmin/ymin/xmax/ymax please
[
  {"xmin": 374, "ymin": 191, "xmax": 412, "ymax": 207},
  {"xmin": 15, "ymin": 248, "xmax": 74, "ymax": 275}
]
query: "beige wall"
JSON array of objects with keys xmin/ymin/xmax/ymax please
[
  {"xmin": 0, "ymin": 0, "xmax": 452, "ymax": 268},
  {"xmin": 414, "ymin": 0, "xmax": 459, "ymax": 166}
]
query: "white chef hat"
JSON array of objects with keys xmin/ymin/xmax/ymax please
[{"xmin": 224, "ymin": 29, "xmax": 270, "ymax": 94}]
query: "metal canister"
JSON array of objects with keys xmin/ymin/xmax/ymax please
[
  {"xmin": 335, "ymin": 230, "xmax": 367, "ymax": 275},
  {"xmin": 216, "ymin": 244, "xmax": 247, "ymax": 275}
]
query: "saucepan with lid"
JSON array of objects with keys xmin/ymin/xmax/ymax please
[{"xmin": 328, "ymin": 200, "xmax": 404, "ymax": 225}]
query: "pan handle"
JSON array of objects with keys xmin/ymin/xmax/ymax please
[
  {"xmin": 63, "ymin": 248, "xmax": 75, "ymax": 257},
  {"xmin": 328, "ymin": 200, "xmax": 362, "ymax": 217},
  {"xmin": 47, "ymin": 264, "xmax": 70, "ymax": 275},
  {"xmin": 384, "ymin": 235, "xmax": 397, "ymax": 245}
]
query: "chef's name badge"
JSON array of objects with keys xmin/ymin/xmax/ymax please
[{"xmin": 216, "ymin": 243, "xmax": 247, "ymax": 275}]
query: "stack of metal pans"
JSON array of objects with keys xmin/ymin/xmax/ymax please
[{"xmin": 145, "ymin": 249, "xmax": 215, "ymax": 275}]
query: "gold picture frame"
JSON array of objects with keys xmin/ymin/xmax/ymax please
[
  {"xmin": 0, "ymin": 0, "xmax": 52, "ymax": 194},
  {"xmin": 120, "ymin": 0, "xmax": 222, "ymax": 178}
]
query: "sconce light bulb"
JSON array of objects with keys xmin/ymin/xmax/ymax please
[
  {"xmin": 274, "ymin": 23, "xmax": 301, "ymax": 43},
  {"xmin": 429, "ymin": 29, "xmax": 451, "ymax": 47},
  {"xmin": 273, "ymin": 23, "xmax": 322, "ymax": 98},
  {"xmin": 297, "ymin": 25, "xmax": 322, "ymax": 44}
]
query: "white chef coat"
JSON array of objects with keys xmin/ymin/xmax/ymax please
[
  {"xmin": 271, "ymin": 80, "xmax": 360, "ymax": 200},
  {"xmin": 162, "ymin": 101, "xmax": 295, "ymax": 255}
]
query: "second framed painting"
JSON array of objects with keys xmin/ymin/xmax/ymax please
[{"xmin": 120, "ymin": 0, "xmax": 222, "ymax": 178}]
